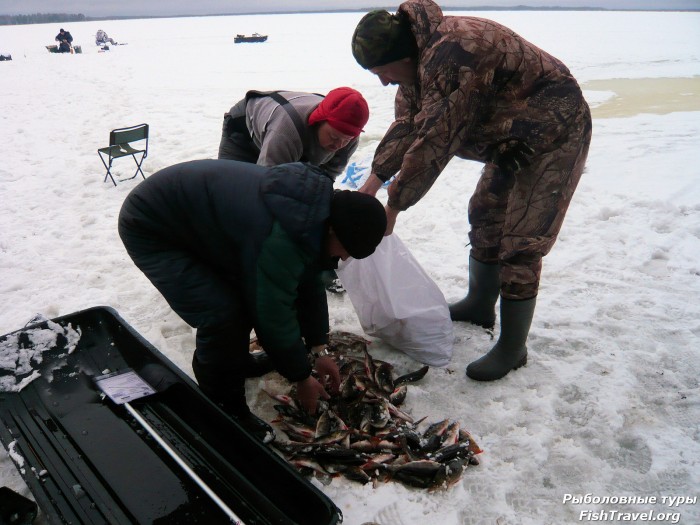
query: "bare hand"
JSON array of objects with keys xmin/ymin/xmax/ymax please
[
  {"xmin": 296, "ymin": 376, "xmax": 330, "ymax": 414},
  {"xmin": 313, "ymin": 356, "xmax": 341, "ymax": 395},
  {"xmin": 384, "ymin": 205, "xmax": 400, "ymax": 236},
  {"xmin": 358, "ymin": 173, "xmax": 384, "ymax": 197}
]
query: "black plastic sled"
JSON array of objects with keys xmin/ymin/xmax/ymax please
[{"xmin": 0, "ymin": 306, "xmax": 342, "ymax": 525}]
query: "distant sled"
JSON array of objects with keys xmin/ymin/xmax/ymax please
[
  {"xmin": 46, "ymin": 44, "xmax": 82, "ymax": 54},
  {"xmin": 235, "ymin": 33, "xmax": 268, "ymax": 43}
]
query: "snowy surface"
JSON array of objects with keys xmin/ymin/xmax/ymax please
[{"xmin": 1, "ymin": 9, "xmax": 699, "ymax": 525}]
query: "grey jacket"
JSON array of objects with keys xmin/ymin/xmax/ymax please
[{"xmin": 225, "ymin": 91, "xmax": 359, "ymax": 178}]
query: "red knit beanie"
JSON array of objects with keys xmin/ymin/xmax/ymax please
[{"xmin": 308, "ymin": 87, "xmax": 369, "ymax": 137}]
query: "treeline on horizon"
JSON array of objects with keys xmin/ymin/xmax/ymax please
[
  {"xmin": 0, "ymin": 13, "xmax": 88, "ymax": 26},
  {"xmin": 1, "ymin": 5, "xmax": 697, "ymax": 26}
]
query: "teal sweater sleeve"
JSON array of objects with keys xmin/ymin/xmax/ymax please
[{"xmin": 255, "ymin": 222, "xmax": 326, "ymax": 381}]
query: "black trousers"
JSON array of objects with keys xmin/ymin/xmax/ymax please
[
  {"xmin": 217, "ymin": 115, "xmax": 260, "ymax": 162},
  {"xmin": 118, "ymin": 210, "xmax": 253, "ymax": 371}
]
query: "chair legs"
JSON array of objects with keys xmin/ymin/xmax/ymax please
[
  {"xmin": 105, "ymin": 168, "xmax": 117, "ymax": 186},
  {"xmin": 98, "ymin": 152, "xmax": 145, "ymax": 186},
  {"xmin": 127, "ymin": 153, "xmax": 147, "ymax": 181},
  {"xmin": 98, "ymin": 154, "xmax": 118, "ymax": 186}
]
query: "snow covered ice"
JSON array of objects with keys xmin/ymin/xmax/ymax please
[{"xmin": 1, "ymin": 9, "xmax": 699, "ymax": 525}]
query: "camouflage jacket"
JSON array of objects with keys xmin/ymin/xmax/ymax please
[{"xmin": 372, "ymin": 0, "xmax": 587, "ymax": 211}]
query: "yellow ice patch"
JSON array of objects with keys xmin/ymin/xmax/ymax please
[{"xmin": 583, "ymin": 76, "xmax": 700, "ymax": 118}]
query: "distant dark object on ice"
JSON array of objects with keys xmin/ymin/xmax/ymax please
[
  {"xmin": 0, "ymin": 54, "xmax": 11, "ymax": 61},
  {"xmin": 235, "ymin": 33, "xmax": 268, "ymax": 43},
  {"xmin": 46, "ymin": 44, "xmax": 81, "ymax": 54}
]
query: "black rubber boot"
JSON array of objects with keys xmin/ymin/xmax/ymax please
[
  {"xmin": 245, "ymin": 351, "xmax": 275, "ymax": 378},
  {"xmin": 449, "ymin": 256, "xmax": 500, "ymax": 328},
  {"xmin": 192, "ymin": 354, "xmax": 275, "ymax": 442},
  {"xmin": 0, "ymin": 486, "xmax": 37, "ymax": 525},
  {"xmin": 235, "ymin": 413, "xmax": 276, "ymax": 443},
  {"xmin": 322, "ymin": 270, "xmax": 345, "ymax": 294},
  {"xmin": 466, "ymin": 297, "xmax": 536, "ymax": 381}
]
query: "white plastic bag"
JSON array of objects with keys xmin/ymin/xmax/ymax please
[{"xmin": 336, "ymin": 234, "xmax": 453, "ymax": 367}]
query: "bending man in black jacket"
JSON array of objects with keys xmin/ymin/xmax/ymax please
[
  {"xmin": 55, "ymin": 28, "xmax": 73, "ymax": 53},
  {"xmin": 118, "ymin": 160, "xmax": 386, "ymax": 439}
]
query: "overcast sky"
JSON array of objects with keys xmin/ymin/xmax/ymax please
[{"xmin": 2, "ymin": 0, "xmax": 699, "ymax": 17}]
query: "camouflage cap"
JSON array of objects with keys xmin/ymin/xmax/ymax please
[{"xmin": 351, "ymin": 10, "xmax": 417, "ymax": 70}]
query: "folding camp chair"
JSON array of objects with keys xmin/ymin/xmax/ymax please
[{"xmin": 98, "ymin": 123, "xmax": 149, "ymax": 186}]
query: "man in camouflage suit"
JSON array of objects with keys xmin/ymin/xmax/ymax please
[{"xmin": 352, "ymin": 0, "xmax": 592, "ymax": 381}]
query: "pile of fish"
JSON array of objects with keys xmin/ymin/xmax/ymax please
[{"xmin": 264, "ymin": 331, "xmax": 482, "ymax": 490}]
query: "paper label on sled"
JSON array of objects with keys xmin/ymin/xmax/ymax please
[{"xmin": 95, "ymin": 369, "xmax": 156, "ymax": 404}]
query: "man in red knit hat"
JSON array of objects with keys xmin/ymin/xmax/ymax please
[
  {"xmin": 218, "ymin": 86, "xmax": 369, "ymax": 180},
  {"xmin": 217, "ymin": 87, "xmax": 369, "ymax": 338}
]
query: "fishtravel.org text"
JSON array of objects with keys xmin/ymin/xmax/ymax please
[{"xmin": 562, "ymin": 494, "xmax": 696, "ymax": 523}]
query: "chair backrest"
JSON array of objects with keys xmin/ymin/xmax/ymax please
[{"xmin": 110, "ymin": 123, "xmax": 149, "ymax": 146}]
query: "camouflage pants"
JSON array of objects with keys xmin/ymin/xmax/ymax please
[{"xmin": 468, "ymin": 101, "xmax": 592, "ymax": 300}]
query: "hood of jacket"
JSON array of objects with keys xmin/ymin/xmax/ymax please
[
  {"xmin": 398, "ymin": 0, "xmax": 443, "ymax": 56},
  {"xmin": 260, "ymin": 162, "xmax": 334, "ymax": 253}
]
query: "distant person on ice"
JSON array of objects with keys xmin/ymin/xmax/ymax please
[
  {"xmin": 118, "ymin": 160, "xmax": 386, "ymax": 440},
  {"xmin": 351, "ymin": 0, "xmax": 592, "ymax": 381},
  {"xmin": 54, "ymin": 28, "xmax": 73, "ymax": 53},
  {"xmin": 95, "ymin": 29, "xmax": 117, "ymax": 45}
]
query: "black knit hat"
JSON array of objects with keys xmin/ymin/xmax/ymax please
[
  {"xmin": 351, "ymin": 10, "xmax": 417, "ymax": 70},
  {"xmin": 330, "ymin": 190, "xmax": 386, "ymax": 259}
]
